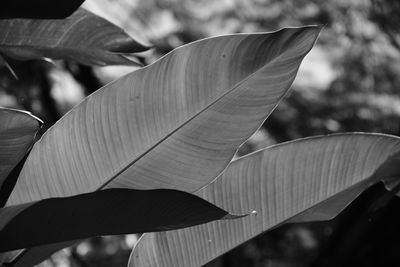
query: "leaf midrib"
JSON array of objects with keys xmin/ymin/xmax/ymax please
[{"xmin": 99, "ymin": 33, "xmax": 310, "ymax": 191}]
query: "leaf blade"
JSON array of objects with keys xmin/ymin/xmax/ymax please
[
  {"xmin": 0, "ymin": 9, "xmax": 149, "ymax": 66},
  {"xmin": 8, "ymin": 26, "xmax": 321, "ymax": 206},
  {"xmin": 129, "ymin": 133, "xmax": 400, "ymax": 267},
  {"xmin": 0, "ymin": 188, "xmax": 231, "ymax": 252},
  {"xmin": 0, "ymin": 108, "xmax": 41, "ymax": 196}
]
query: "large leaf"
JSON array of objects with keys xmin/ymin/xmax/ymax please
[
  {"xmin": 7, "ymin": 26, "xmax": 321, "ymax": 207},
  {"xmin": 0, "ymin": 9, "xmax": 149, "ymax": 66},
  {"xmin": 0, "ymin": 108, "xmax": 41, "ymax": 200},
  {"xmin": 0, "ymin": 108, "xmax": 41, "ymax": 265},
  {"xmin": 0, "ymin": 188, "xmax": 234, "ymax": 252},
  {"xmin": 129, "ymin": 134, "xmax": 400, "ymax": 267},
  {"xmin": 0, "ymin": 0, "xmax": 84, "ymax": 19}
]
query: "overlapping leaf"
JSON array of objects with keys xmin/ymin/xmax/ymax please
[
  {"xmin": 0, "ymin": 108, "xmax": 41, "ymax": 265},
  {"xmin": 0, "ymin": 9, "xmax": 148, "ymax": 66},
  {"xmin": 129, "ymin": 134, "xmax": 400, "ymax": 267},
  {"xmin": 0, "ymin": 108, "xmax": 41, "ymax": 203},
  {"xmin": 0, "ymin": 0, "xmax": 84, "ymax": 19},
  {"xmin": 7, "ymin": 26, "xmax": 321, "ymax": 207},
  {"xmin": 0, "ymin": 188, "xmax": 233, "ymax": 252}
]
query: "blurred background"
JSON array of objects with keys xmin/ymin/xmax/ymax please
[{"xmin": 2, "ymin": 0, "xmax": 400, "ymax": 266}]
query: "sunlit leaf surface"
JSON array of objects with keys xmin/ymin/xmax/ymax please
[
  {"xmin": 130, "ymin": 133, "xmax": 400, "ymax": 267},
  {"xmin": 7, "ymin": 26, "xmax": 321, "ymax": 207}
]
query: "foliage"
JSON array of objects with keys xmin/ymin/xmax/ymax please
[
  {"xmin": 1, "ymin": 1, "xmax": 400, "ymax": 267},
  {"xmin": 0, "ymin": 8, "xmax": 148, "ymax": 66},
  {"xmin": 131, "ymin": 134, "xmax": 400, "ymax": 267}
]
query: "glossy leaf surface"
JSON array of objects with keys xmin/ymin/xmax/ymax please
[
  {"xmin": 7, "ymin": 26, "xmax": 321, "ymax": 206},
  {"xmin": 130, "ymin": 134, "xmax": 400, "ymax": 267}
]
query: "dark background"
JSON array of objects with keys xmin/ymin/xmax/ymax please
[{"xmin": 1, "ymin": 0, "xmax": 400, "ymax": 266}]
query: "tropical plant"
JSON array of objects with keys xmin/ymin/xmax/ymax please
[{"xmin": 1, "ymin": 2, "xmax": 400, "ymax": 267}]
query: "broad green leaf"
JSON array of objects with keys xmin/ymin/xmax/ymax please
[
  {"xmin": 7, "ymin": 26, "xmax": 321, "ymax": 207},
  {"xmin": 0, "ymin": 9, "xmax": 149, "ymax": 66},
  {"xmin": 129, "ymin": 133, "xmax": 400, "ymax": 267},
  {"xmin": 0, "ymin": 188, "xmax": 234, "ymax": 252},
  {"xmin": 0, "ymin": 108, "xmax": 41, "ymax": 199},
  {"xmin": 0, "ymin": 0, "xmax": 84, "ymax": 19}
]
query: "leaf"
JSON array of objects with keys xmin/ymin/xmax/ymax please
[
  {"xmin": 0, "ymin": 0, "xmax": 84, "ymax": 19},
  {"xmin": 7, "ymin": 26, "xmax": 321, "ymax": 207},
  {"xmin": 288, "ymin": 161, "xmax": 400, "ymax": 224},
  {"xmin": 0, "ymin": 109, "xmax": 40, "ymax": 265},
  {"xmin": 0, "ymin": 153, "xmax": 30, "ymax": 208},
  {"xmin": 0, "ymin": 108, "xmax": 41, "ymax": 203},
  {"xmin": 0, "ymin": 9, "xmax": 149, "ymax": 66},
  {"xmin": 129, "ymin": 133, "xmax": 400, "ymax": 267},
  {"xmin": 0, "ymin": 188, "xmax": 235, "ymax": 252}
]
